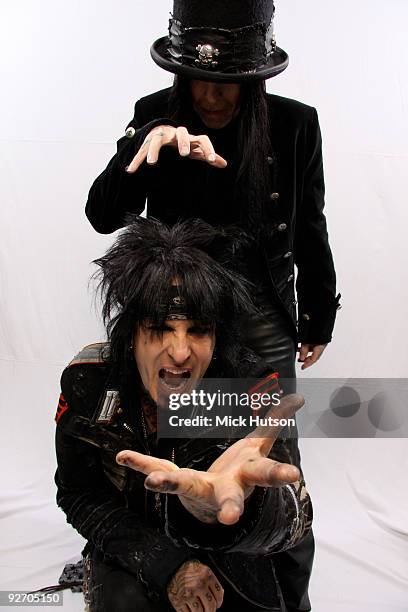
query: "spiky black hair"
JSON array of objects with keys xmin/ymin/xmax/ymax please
[{"xmin": 93, "ymin": 216, "xmax": 255, "ymax": 375}]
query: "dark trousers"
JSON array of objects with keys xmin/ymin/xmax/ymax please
[
  {"xmin": 243, "ymin": 300, "xmax": 314, "ymax": 612},
  {"xmin": 87, "ymin": 550, "xmax": 269, "ymax": 611}
]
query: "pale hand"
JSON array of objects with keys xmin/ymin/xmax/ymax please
[
  {"xmin": 125, "ymin": 125, "xmax": 227, "ymax": 173},
  {"xmin": 167, "ymin": 560, "xmax": 224, "ymax": 612},
  {"xmin": 116, "ymin": 393, "xmax": 304, "ymax": 526},
  {"xmin": 297, "ymin": 343, "xmax": 327, "ymax": 370}
]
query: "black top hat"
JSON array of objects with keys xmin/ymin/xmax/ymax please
[{"xmin": 150, "ymin": 0, "xmax": 288, "ymax": 83}]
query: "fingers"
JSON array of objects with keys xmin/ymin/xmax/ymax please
[
  {"xmin": 126, "ymin": 130, "xmax": 165, "ymax": 171},
  {"xmin": 247, "ymin": 393, "xmax": 304, "ymax": 454},
  {"xmin": 168, "ymin": 562, "xmax": 222, "ymax": 612},
  {"xmin": 297, "ymin": 343, "xmax": 310, "ymax": 363},
  {"xmin": 299, "ymin": 343, "xmax": 327, "ymax": 370},
  {"xmin": 240, "ymin": 457, "xmax": 300, "ymax": 487},
  {"xmin": 209, "ymin": 578, "xmax": 224, "ymax": 609},
  {"xmin": 192, "ymin": 134, "xmax": 216, "ymax": 162},
  {"xmin": 177, "ymin": 126, "xmax": 191, "ymax": 156},
  {"xmin": 187, "ymin": 599, "xmax": 204, "ymax": 612},
  {"xmin": 145, "ymin": 130, "xmax": 167, "ymax": 164},
  {"xmin": 116, "ymin": 450, "xmax": 179, "ymax": 475},
  {"xmin": 144, "ymin": 468, "xmax": 206, "ymax": 497},
  {"xmin": 193, "ymin": 572, "xmax": 221, "ymax": 612},
  {"xmin": 197, "ymin": 591, "xmax": 216, "ymax": 612},
  {"xmin": 125, "ymin": 127, "xmax": 227, "ymax": 173},
  {"xmin": 126, "ymin": 144, "xmax": 149, "ymax": 173},
  {"xmin": 213, "ymin": 480, "xmax": 244, "ymax": 525},
  {"xmin": 126, "ymin": 126, "xmax": 174, "ymax": 173},
  {"xmin": 190, "ymin": 136, "xmax": 228, "ymax": 168},
  {"xmin": 189, "ymin": 148, "xmax": 228, "ymax": 168},
  {"xmin": 212, "ymin": 153, "xmax": 228, "ymax": 168}
]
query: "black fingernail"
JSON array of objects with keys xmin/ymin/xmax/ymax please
[
  {"xmin": 146, "ymin": 478, "xmax": 177, "ymax": 492},
  {"xmin": 160, "ymin": 480, "xmax": 178, "ymax": 492}
]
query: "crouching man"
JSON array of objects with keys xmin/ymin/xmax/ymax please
[{"xmin": 55, "ymin": 218, "xmax": 312, "ymax": 611}]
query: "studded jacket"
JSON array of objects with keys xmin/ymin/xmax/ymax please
[
  {"xmin": 85, "ymin": 88, "xmax": 340, "ymax": 344},
  {"xmin": 55, "ymin": 343, "xmax": 312, "ymax": 610}
]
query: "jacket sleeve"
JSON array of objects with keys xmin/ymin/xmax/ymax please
[
  {"xmin": 55, "ymin": 375, "xmax": 193, "ymax": 603},
  {"xmin": 295, "ymin": 107, "xmax": 341, "ymax": 344},
  {"xmin": 164, "ymin": 440, "xmax": 312, "ymax": 555},
  {"xmin": 85, "ymin": 100, "xmax": 177, "ymax": 234}
]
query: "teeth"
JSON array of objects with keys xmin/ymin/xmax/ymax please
[{"xmin": 164, "ymin": 368, "xmax": 189, "ymax": 375}]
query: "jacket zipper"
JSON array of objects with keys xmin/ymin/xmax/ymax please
[{"xmin": 135, "ymin": 414, "xmax": 152, "ymax": 517}]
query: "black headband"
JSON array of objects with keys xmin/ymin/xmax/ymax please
[{"xmin": 159, "ymin": 285, "xmax": 197, "ymax": 320}]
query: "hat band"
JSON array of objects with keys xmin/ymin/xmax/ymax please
[{"xmin": 167, "ymin": 18, "xmax": 276, "ymax": 74}]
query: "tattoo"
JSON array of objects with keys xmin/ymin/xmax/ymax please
[
  {"xmin": 206, "ymin": 592, "xmax": 213, "ymax": 601},
  {"xmin": 167, "ymin": 560, "xmax": 206, "ymax": 604},
  {"xmin": 190, "ymin": 560, "xmax": 204, "ymax": 570},
  {"xmin": 214, "ymin": 583, "xmax": 221, "ymax": 591}
]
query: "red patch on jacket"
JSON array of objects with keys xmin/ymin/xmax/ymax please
[
  {"xmin": 55, "ymin": 393, "xmax": 69, "ymax": 423},
  {"xmin": 248, "ymin": 372, "xmax": 281, "ymax": 419}
]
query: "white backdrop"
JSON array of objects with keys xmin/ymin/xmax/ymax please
[{"xmin": 1, "ymin": 1, "xmax": 407, "ymax": 610}]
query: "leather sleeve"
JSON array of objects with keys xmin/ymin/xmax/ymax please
[
  {"xmin": 165, "ymin": 479, "xmax": 312, "ymax": 555},
  {"xmin": 85, "ymin": 100, "xmax": 177, "ymax": 234},
  {"xmin": 55, "ymin": 368, "xmax": 193, "ymax": 603},
  {"xmin": 295, "ymin": 107, "xmax": 341, "ymax": 344}
]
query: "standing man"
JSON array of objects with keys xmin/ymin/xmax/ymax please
[{"xmin": 85, "ymin": 2, "xmax": 340, "ymax": 609}]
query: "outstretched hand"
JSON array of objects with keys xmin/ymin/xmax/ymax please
[
  {"xmin": 117, "ymin": 393, "xmax": 304, "ymax": 525},
  {"xmin": 125, "ymin": 125, "xmax": 227, "ymax": 173}
]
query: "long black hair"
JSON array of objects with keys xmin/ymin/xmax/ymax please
[
  {"xmin": 168, "ymin": 77, "xmax": 272, "ymax": 235},
  {"xmin": 93, "ymin": 217, "xmax": 255, "ymax": 376}
]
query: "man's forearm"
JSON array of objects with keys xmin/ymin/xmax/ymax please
[{"xmin": 165, "ymin": 481, "xmax": 312, "ymax": 555}]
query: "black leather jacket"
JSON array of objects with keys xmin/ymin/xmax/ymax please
[
  {"xmin": 55, "ymin": 343, "xmax": 312, "ymax": 610},
  {"xmin": 85, "ymin": 88, "xmax": 340, "ymax": 344}
]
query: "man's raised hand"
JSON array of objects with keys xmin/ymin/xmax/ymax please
[
  {"xmin": 116, "ymin": 393, "xmax": 304, "ymax": 526},
  {"xmin": 125, "ymin": 125, "xmax": 227, "ymax": 173}
]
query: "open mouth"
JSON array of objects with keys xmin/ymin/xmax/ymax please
[{"xmin": 158, "ymin": 368, "xmax": 191, "ymax": 391}]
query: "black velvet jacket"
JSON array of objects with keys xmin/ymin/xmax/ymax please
[
  {"xmin": 85, "ymin": 88, "xmax": 340, "ymax": 344},
  {"xmin": 55, "ymin": 343, "xmax": 312, "ymax": 610}
]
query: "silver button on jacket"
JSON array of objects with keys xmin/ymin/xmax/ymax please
[{"xmin": 125, "ymin": 127, "xmax": 136, "ymax": 138}]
